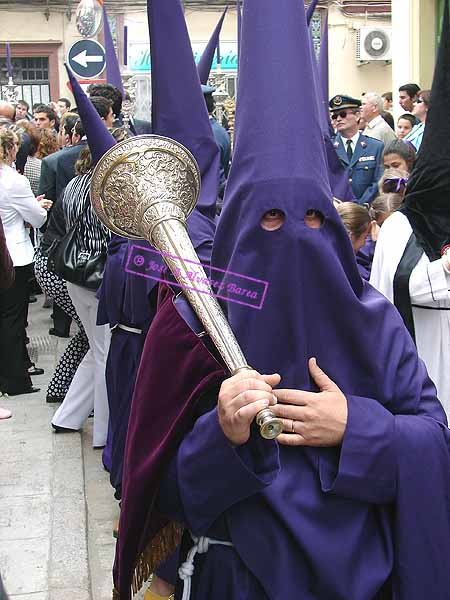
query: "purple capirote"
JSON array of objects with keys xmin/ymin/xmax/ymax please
[
  {"xmin": 197, "ymin": 7, "xmax": 228, "ymax": 85},
  {"xmin": 65, "ymin": 65, "xmax": 116, "ymax": 164},
  {"xmin": 148, "ymin": 0, "xmax": 220, "ymax": 229},
  {"xmin": 192, "ymin": 0, "xmax": 450, "ymax": 596},
  {"xmin": 103, "ymin": 3, "xmax": 125, "ymax": 97}
]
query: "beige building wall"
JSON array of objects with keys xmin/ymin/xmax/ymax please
[
  {"xmin": 328, "ymin": 6, "xmax": 392, "ymax": 101},
  {"xmin": 0, "ymin": 2, "xmax": 438, "ymax": 112},
  {"xmin": 391, "ymin": 0, "xmax": 437, "ymax": 118},
  {"xmin": 0, "ymin": 7, "xmax": 83, "ymax": 101}
]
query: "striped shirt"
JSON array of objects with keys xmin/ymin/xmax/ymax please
[{"xmin": 62, "ymin": 171, "xmax": 110, "ymax": 257}]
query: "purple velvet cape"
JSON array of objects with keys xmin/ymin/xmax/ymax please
[{"xmin": 113, "ymin": 283, "xmax": 226, "ymax": 599}]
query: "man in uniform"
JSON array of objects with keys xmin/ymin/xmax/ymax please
[{"xmin": 330, "ymin": 94, "xmax": 383, "ymax": 205}]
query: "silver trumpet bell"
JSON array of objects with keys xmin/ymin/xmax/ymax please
[{"xmin": 91, "ymin": 135, "xmax": 282, "ymax": 440}]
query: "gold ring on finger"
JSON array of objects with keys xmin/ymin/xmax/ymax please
[{"xmin": 291, "ymin": 419, "xmax": 295, "ymax": 433}]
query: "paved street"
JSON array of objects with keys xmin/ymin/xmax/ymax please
[{"xmin": 0, "ymin": 300, "xmax": 122, "ymax": 600}]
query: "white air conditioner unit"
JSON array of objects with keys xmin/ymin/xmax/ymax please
[{"xmin": 356, "ymin": 27, "xmax": 392, "ymax": 62}]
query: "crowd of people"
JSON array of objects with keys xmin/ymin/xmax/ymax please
[{"xmin": 1, "ymin": 0, "xmax": 450, "ymax": 598}]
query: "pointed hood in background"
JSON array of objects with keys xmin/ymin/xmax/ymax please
[
  {"xmin": 306, "ymin": 0, "xmax": 319, "ymax": 25},
  {"xmin": 237, "ymin": 0, "xmax": 242, "ymax": 60},
  {"xmin": 66, "ymin": 65, "xmax": 116, "ymax": 164},
  {"xmin": 318, "ymin": 12, "xmax": 329, "ymax": 113},
  {"xmin": 102, "ymin": 2, "xmax": 125, "ymax": 96},
  {"xmin": 148, "ymin": 0, "xmax": 220, "ymax": 228},
  {"xmin": 197, "ymin": 6, "xmax": 228, "ymax": 85},
  {"xmin": 313, "ymin": 13, "xmax": 355, "ymax": 201},
  {"xmin": 6, "ymin": 43, "xmax": 12, "ymax": 79},
  {"xmin": 402, "ymin": 0, "xmax": 450, "ymax": 260}
]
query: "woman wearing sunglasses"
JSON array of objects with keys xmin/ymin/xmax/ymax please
[{"xmin": 404, "ymin": 90, "xmax": 430, "ymax": 151}]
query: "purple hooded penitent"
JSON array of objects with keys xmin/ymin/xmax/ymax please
[
  {"xmin": 103, "ymin": 3, "xmax": 125, "ymax": 96},
  {"xmin": 66, "ymin": 65, "xmax": 116, "ymax": 164},
  {"xmin": 197, "ymin": 7, "xmax": 228, "ymax": 85},
  {"xmin": 182, "ymin": 1, "xmax": 450, "ymax": 598},
  {"xmin": 112, "ymin": 0, "xmax": 221, "ymax": 596}
]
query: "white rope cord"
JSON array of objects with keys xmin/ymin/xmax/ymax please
[{"xmin": 178, "ymin": 534, "xmax": 234, "ymax": 600}]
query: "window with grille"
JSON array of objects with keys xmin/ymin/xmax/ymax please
[{"xmin": 0, "ymin": 56, "xmax": 51, "ymax": 107}]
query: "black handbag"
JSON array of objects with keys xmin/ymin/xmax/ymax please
[{"xmin": 47, "ymin": 194, "xmax": 106, "ymax": 291}]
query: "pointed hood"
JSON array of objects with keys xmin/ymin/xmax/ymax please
[
  {"xmin": 6, "ymin": 43, "xmax": 12, "ymax": 79},
  {"xmin": 102, "ymin": 3, "xmax": 124, "ymax": 96},
  {"xmin": 66, "ymin": 66, "xmax": 116, "ymax": 164},
  {"xmin": 237, "ymin": 0, "xmax": 242, "ymax": 62},
  {"xmin": 197, "ymin": 7, "xmax": 228, "ymax": 85},
  {"xmin": 148, "ymin": 0, "xmax": 220, "ymax": 229},
  {"xmin": 211, "ymin": 0, "xmax": 365, "ymax": 392},
  {"xmin": 306, "ymin": 0, "xmax": 319, "ymax": 25},
  {"xmin": 313, "ymin": 13, "xmax": 355, "ymax": 201},
  {"xmin": 402, "ymin": 0, "xmax": 450, "ymax": 260},
  {"xmin": 318, "ymin": 13, "xmax": 329, "ymax": 109}
]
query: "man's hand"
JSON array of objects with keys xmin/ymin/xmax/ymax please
[
  {"xmin": 218, "ymin": 370, "xmax": 281, "ymax": 446},
  {"xmin": 272, "ymin": 358, "xmax": 348, "ymax": 447}
]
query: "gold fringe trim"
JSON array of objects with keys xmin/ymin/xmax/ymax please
[{"xmin": 131, "ymin": 521, "xmax": 184, "ymax": 598}]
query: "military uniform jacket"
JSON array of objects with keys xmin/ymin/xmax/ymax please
[{"xmin": 333, "ymin": 133, "xmax": 384, "ymax": 205}]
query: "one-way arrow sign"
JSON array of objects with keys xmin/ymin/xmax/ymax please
[{"xmin": 67, "ymin": 39, "xmax": 106, "ymax": 79}]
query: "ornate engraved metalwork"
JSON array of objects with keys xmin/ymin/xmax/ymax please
[
  {"xmin": 75, "ymin": 0, "xmax": 102, "ymax": 37},
  {"xmin": 122, "ymin": 75, "xmax": 137, "ymax": 130},
  {"xmin": 2, "ymin": 78, "xmax": 19, "ymax": 103},
  {"xmin": 91, "ymin": 135, "xmax": 282, "ymax": 440},
  {"xmin": 91, "ymin": 135, "xmax": 200, "ymax": 239}
]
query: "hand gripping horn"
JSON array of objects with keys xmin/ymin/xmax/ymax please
[{"xmin": 91, "ymin": 135, "xmax": 282, "ymax": 440}]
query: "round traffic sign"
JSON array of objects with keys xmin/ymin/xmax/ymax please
[{"xmin": 67, "ymin": 39, "xmax": 106, "ymax": 79}]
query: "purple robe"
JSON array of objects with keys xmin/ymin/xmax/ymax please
[
  {"xmin": 97, "ymin": 237, "xmax": 158, "ymax": 492},
  {"xmin": 155, "ymin": 303, "xmax": 450, "ymax": 599},
  {"xmin": 356, "ymin": 238, "xmax": 376, "ymax": 281}
]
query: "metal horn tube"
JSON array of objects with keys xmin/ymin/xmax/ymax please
[{"xmin": 90, "ymin": 135, "xmax": 282, "ymax": 440}]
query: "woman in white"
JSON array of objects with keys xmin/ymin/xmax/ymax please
[
  {"xmin": 370, "ymin": 37, "xmax": 450, "ymax": 418},
  {"xmin": 0, "ymin": 129, "xmax": 50, "ymax": 395}
]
